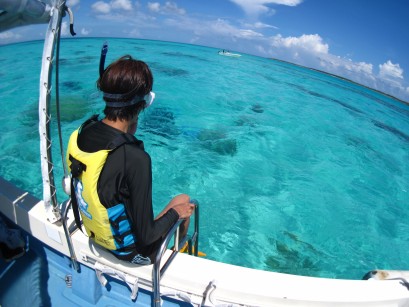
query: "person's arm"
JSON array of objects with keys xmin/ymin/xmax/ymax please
[{"xmin": 125, "ymin": 146, "xmax": 179, "ymax": 246}]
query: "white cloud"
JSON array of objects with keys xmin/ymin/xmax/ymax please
[
  {"xmin": 111, "ymin": 0, "xmax": 132, "ymax": 11},
  {"xmin": 212, "ymin": 18, "xmax": 236, "ymax": 33},
  {"xmin": 61, "ymin": 22, "xmax": 69, "ymax": 36},
  {"xmin": 379, "ymin": 60, "xmax": 404, "ymax": 80},
  {"xmin": 0, "ymin": 31, "xmax": 21, "ymax": 40},
  {"xmin": 255, "ymin": 21, "xmax": 277, "ymax": 29},
  {"xmin": 268, "ymin": 0, "xmax": 302, "ymax": 4},
  {"xmin": 317, "ymin": 56, "xmax": 376, "ymax": 86},
  {"xmin": 245, "ymin": 21, "xmax": 278, "ymax": 29},
  {"xmin": 230, "ymin": 0, "xmax": 303, "ymax": 16},
  {"xmin": 127, "ymin": 28, "xmax": 141, "ymax": 37},
  {"xmin": 91, "ymin": 0, "xmax": 132, "ymax": 14},
  {"xmin": 147, "ymin": 1, "xmax": 185, "ymax": 15},
  {"xmin": 81, "ymin": 28, "xmax": 90, "ymax": 35},
  {"xmin": 92, "ymin": 1, "xmax": 111, "ymax": 14},
  {"xmin": 375, "ymin": 60, "xmax": 406, "ymax": 94},
  {"xmin": 255, "ymin": 44, "xmax": 268, "ymax": 54},
  {"xmin": 60, "ymin": 21, "xmax": 89, "ymax": 37},
  {"xmin": 147, "ymin": 2, "xmax": 161, "ymax": 13},
  {"xmin": 271, "ymin": 34, "xmax": 329, "ymax": 54},
  {"xmin": 190, "ymin": 36, "xmax": 200, "ymax": 44},
  {"xmin": 354, "ymin": 61, "xmax": 374, "ymax": 75},
  {"xmin": 237, "ymin": 29, "xmax": 264, "ymax": 39},
  {"xmin": 196, "ymin": 18, "xmax": 264, "ymax": 40},
  {"xmin": 253, "ymin": 32, "xmax": 408, "ymax": 100},
  {"xmin": 163, "ymin": 2, "xmax": 185, "ymax": 15}
]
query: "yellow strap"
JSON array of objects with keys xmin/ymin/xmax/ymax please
[{"xmin": 180, "ymin": 242, "xmax": 207, "ymax": 257}]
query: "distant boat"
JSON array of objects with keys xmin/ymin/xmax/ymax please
[{"xmin": 218, "ymin": 50, "xmax": 241, "ymax": 57}]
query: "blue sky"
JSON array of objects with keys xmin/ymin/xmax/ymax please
[{"xmin": 1, "ymin": 0, "xmax": 409, "ymax": 102}]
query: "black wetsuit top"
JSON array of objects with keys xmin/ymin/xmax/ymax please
[{"xmin": 77, "ymin": 118, "xmax": 179, "ymax": 260}]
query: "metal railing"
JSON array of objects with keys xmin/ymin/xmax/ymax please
[
  {"xmin": 61, "ymin": 198, "xmax": 80, "ymax": 271},
  {"xmin": 153, "ymin": 201, "xmax": 199, "ymax": 306}
]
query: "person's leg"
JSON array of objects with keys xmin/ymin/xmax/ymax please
[{"xmin": 155, "ymin": 194, "xmax": 191, "ymax": 238}]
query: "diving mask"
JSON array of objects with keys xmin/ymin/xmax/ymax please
[{"xmin": 103, "ymin": 91, "xmax": 155, "ymax": 108}]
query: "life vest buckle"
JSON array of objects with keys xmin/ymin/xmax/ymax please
[
  {"xmin": 69, "ymin": 155, "xmax": 87, "ymax": 177},
  {"xmin": 114, "ymin": 235, "xmax": 124, "ymax": 245},
  {"xmin": 110, "ymin": 220, "xmax": 119, "ymax": 230}
]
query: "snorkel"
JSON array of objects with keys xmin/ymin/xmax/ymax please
[{"xmin": 99, "ymin": 41, "xmax": 108, "ymax": 77}]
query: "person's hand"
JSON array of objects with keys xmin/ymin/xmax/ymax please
[{"xmin": 173, "ymin": 202, "xmax": 195, "ymax": 219}]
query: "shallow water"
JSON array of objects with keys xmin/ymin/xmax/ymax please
[{"xmin": 0, "ymin": 38, "xmax": 408, "ymax": 279}]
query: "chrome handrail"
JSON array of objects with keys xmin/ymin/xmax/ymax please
[
  {"xmin": 61, "ymin": 198, "xmax": 79, "ymax": 271},
  {"xmin": 153, "ymin": 201, "xmax": 199, "ymax": 306}
]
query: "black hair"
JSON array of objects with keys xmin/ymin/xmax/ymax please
[{"xmin": 97, "ymin": 55, "xmax": 153, "ymax": 121}]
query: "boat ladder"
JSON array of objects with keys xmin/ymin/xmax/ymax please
[{"xmin": 153, "ymin": 199, "xmax": 200, "ymax": 306}]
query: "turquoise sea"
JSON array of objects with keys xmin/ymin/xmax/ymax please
[{"xmin": 0, "ymin": 38, "xmax": 408, "ymax": 279}]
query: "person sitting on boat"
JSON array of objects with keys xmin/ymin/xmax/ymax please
[{"xmin": 66, "ymin": 55, "xmax": 195, "ymax": 265}]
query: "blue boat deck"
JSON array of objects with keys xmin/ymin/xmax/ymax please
[{"xmin": 0, "ymin": 227, "xmax": 190, "ymax": 307}]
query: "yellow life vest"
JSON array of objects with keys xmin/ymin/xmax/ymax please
[{"xmin": 66, "ymin": 127, "xmax": 135, "ymax": 253}]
